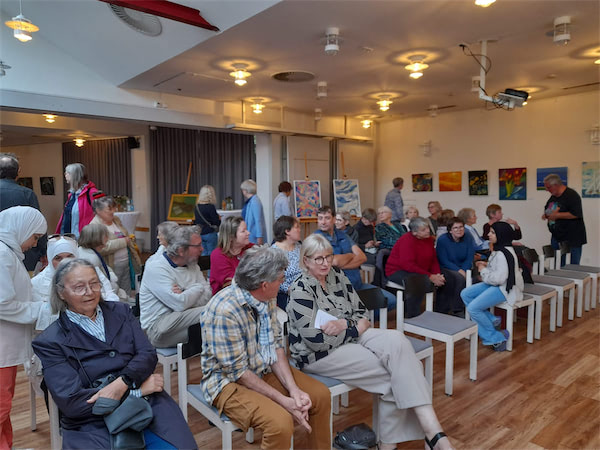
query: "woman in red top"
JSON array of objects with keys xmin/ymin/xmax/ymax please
[{"xmin": 209, "ymin": 216, "xmax": 253, "ymax": 295}]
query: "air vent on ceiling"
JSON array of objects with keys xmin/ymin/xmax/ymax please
[
  {"xmin": 109, "ymin": 4, "xmax": 162, "ymax": 36},
  {"xmin": 272, "ymin": 71, "xmax": 315, "ymax": 82}
]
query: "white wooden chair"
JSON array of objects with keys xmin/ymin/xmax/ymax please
[
  {"xmin": 493, "ymin": 295, "xmax": 535, "ymax": 351},
  {"xmin": 29, "ymin": 382, "xmax": 62, "ymax": 450},
  {"xmin": 559, "ymin": 243, "xmax": 600, "ymax": 309},
  {"xmin": 156, "ymin": 347, "xmax": 178, "ymax": 397}
]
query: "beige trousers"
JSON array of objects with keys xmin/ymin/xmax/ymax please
[{"xmin": 145, "ymin": 307, "xmax": 203, "ymax": 348}]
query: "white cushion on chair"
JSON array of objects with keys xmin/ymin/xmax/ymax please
[
  {"xmin": 188, "ymin": 385, "xmax": 236, "ymax": 423},
  {"xmin": 156, "ymin": 347, "xmax": 177, "ymax": 357},
  {"xmin": 305, "ymin": 373, "xmax": 348, "ymax": 389},
  {"xmin": 406, "ymin": 312, "xmax": 476, "ymax": 335}
]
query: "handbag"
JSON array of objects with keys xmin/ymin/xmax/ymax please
[
  {"xmin": 195, "ymin": 205, "xmax": 219, "ymax": 233},
  {"xmin": 333, "ymin": 423, "xmax": 377, "ymax": 450}
]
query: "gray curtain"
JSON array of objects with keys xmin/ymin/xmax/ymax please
[
  {"xmin": 149, "ymin": 126, "xmax": 255, "ymax": 250},
  {"xmin": 62, "ymin": 138, "xmax": 132, "ymax": 201}
]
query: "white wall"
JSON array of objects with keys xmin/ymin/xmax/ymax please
[
  {"xmin": 338, "ymin": 140, "xmax": 375, "ymax": 214},
  {"xmin": 376, "ymin": 91, "xmax": 600, "ymax": 265}
]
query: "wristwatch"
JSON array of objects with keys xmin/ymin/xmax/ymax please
[{"xmin": 120, "ymin": 374, "xmax": 135, "ymax": 389}]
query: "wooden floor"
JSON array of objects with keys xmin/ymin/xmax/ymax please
[{"xmin": 11, "ymin": 299, "xmax": 600, "ymax": 449}]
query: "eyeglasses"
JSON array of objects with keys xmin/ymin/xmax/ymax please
[
  {"xmin": 63, "ymin": 281, "xmax": 102, "ymax": 296},
  {"xmin": 308, "ymin": 254, "xmax": 334, "ymax": 265},
  {"xmin": 49, "ymin": 233, "xmax": 76, "ymax": 241}
]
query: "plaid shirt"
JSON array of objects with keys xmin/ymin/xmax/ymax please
[{"xmin": 200, "ymin": 282, "xmax": 283, "ymax": 404}]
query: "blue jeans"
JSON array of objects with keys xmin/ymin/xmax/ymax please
[
  {"xmin": 201, "ymin": 232, "xmax": 218, "ymax": 256},
  {"xmin": 551, "ymin": 237, "xmax": 582, "ymax": 265},
  {"xmin": 461, "ymin": 282, "xmax": 507, "ymax": 346},
  {"xmin": 361, "ymin": 282, "xmax": 397, "ymax": 315}
]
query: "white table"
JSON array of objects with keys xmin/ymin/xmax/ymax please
[{"xmin": 114, "ymin": 211, "xmax": 141, "ymax": 235}]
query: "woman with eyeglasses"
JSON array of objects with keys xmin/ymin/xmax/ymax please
[
  {"xmin": 55, "ymin": 163, "xmax": 99, "ymax": 238},
  {"xmin": 286, "ymin": 234, "xmax": 454, "ymax": 450},
  {"xmin": 32, "ymin": 259, "xmax": 197, "ymax": 449},
  {"xmin": 0, "ymin": 206, "xmax": 47, "ymax": 450}
]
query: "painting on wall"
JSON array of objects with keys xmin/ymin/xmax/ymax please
[
  {"xmin": 40, "ymin": 177, "xmax": 55, "ymax": 196},
  {"xmin": 16, "ymin": 177, "xmax": 33, "ymax": 190},
  {"xmin": 536, "ymin": 166, "xmax": 567, "ymax": 190},
  {"xmin": 294, "ymin": 180, "xmax": 322, "ymax": 218},
  {"xmin": 167, "ymin": 194, "xmax": 198, "ymax": 222},
  {"xmin": 499, "ymin": 167, "xmax": 527, "ymax": 200},
  {"xmin": 468, "ymin": 170, "xmax": 488, "ymax": 196},
  {"xmin": 581, "ymin": 161, "xmax": 600, "ymax": 198},
  {"xmin": 439, "ymin": 171, "xmax": 462, "ymax": 192},
  {"xmin": 412, "ymin": 173, "xmax": 433, "ymax": 192},
  {"xmin": 333, "ymin": 179, "xmax": 361, "ymax": 216}
]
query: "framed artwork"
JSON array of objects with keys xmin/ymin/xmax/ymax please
[
  {"xmin": 499, "ymin": 168, "xmax": 527, "ymax": 200},
  {"xmin": 537, "ymin": 167, "xmax": 567, "ymax": 190},
  {"xmin": 439, "ymin": 171, "xmax": 462, "ymax": 192},
  {"xmin": 16, "ymin": 177, "xmax": 33, "ymax": 190},
  {"xmin": 167, "ymin": 194, "xmax": 198, "ymax": 221},
  {"xmin": 40, "ymin": 176, "xmax": 55, "ymax": 196},
  {"xmin": 333, "ymin": 179, "xmax": 361, "ymax": 216},
  {"xmin": 294, "ymin": 180, "xmax": 322, "ymax": 218},
  {"xmin": 412, "ymin": 173, "xmax": 433, "ymax": 192},
  {"xmin": 582, "ymin": 161, "xmax": 600, "ymax": 198},
  {"xmin": 468, "ymin": 170, "xmax": 488, "ymax": 196}
]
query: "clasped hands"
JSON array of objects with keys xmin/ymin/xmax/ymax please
[
  {"xmin": 87, "ymin": 374, "xmax": 164, "ymax": 404},
  {"xmin": 282, "ymin": 388, "xmax": 312, "ymax": 433}
]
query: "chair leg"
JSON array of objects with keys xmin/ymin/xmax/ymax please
[
  {"xmin": 245, "ymin": 428, "xmax": 254, "ymax": 444},
  {"xmin": 444, "ymin": 341, "xmax": 454, "ymax": 396},
  {"xmin": 332, "ymin": 395, "xmax": 340, "ymax": 415},
  {"xmin": 163, "ymin": 361, "xmax": 171, "ymax": 396},
  {"xmin": 341, "ymin": 392, "xmax": 349, "ymax": 408},
  {"xmin": 584, "ymin": 279, "xmax": 591, "ymax": 312},
  {"xmin": 526, "ymin": 304, "xmax": 534, "ymax": 344},
  {"xmin": 30, "ymin": 382, "xmax": 37, "ymax": 431},
  {"xmin": 576, "ymin": 281, "xmax": 583, "ymax": 318},
  {"xmin": 534, "ymin": 299, "xmax": 542, "ymax": 340},
  {"xmin": 556, "ymin": 288, "xmax": 564, "ymax": 328},
  {"xmin": 549, "ymin": 293, "xmax": 557, "ymax": 332},
  {"xmin": 424, "ymin": 355, "xmax": 433, "ymax": 397},
  {"xmin": 568, "ymin": 287, "xmax": 575, "ymax": 321},
  {"xmin": 469, "ymin": 331, "xmax": 478, "ymax": 382},
  {"xmin": 371, "ymin": 394, "xmax": 379, "ymax": 440},
  {"xmin": 506, "ymin": 309, "xmax": 514, "ymax": 351},
  {"xmin": 591, "ymin": 276, "xmax": 598, "ymax": 309},
  {"xmin": 49, "ymin": 394, "xmax": 61, "ymax": 450},
  {"xmin": 222, "ymin": 430, "xmax": 233, "ymax": 450}
]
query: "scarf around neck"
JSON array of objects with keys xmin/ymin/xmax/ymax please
[{"xmin": 242, "ymin": 288, "xmax": 277, "ymax": 366}]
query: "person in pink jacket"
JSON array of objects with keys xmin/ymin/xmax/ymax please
[{"xmin": 55, "ymin": 163, "xmax": 99, "ymax": 238}]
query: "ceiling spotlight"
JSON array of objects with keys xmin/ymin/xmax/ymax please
[
  {"xmin": 74, "ymin": 138, "xmax": 85, "ymax": 147},
  {"xmin": 314, "ymin": 108, "xmax": 322, "ymax": 121},
  {"xmin": 474, "ymin": 0, "xmax": 496, "ymax": 7},
  {"xmin": 43, "ymin": 114, "xmax": 57, "ymax": 123},
  {"xmin": 361, "ymin": 119, "xmax": 372, "ymax": 129},
  {"xmin": 317, "ymin": 81, "xmax": 328, "ymax": 99},
  {"xmin": 553, "ymin": 16, "xmax": 571, "ymax": 45},
  {"xmin": 251, "ymin": 100, "xmax": 264, "ymax": 114},
  {"xmin": 5, "ymin": 0, "xmax": 39, "ymax": 42},
  {"xmin": 324, "ymin": 27, "xmax": 340, "ymax": 56},
  {"xmin": 229, "ymin": 63, "xmax": 251, "ymax": 86},
  {"xmin": 595, "ymin": 59, "xmax": 600, "ymax": 64},
  {"xmin": 405, "ymin": 55, "xmax": 429, "ymax": 79},
  {"xmin": 377, "ymin": 95, "xmax": 393, "ymax": 112}
]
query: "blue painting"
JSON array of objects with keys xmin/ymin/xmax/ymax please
[
  {"xmin": 582, "ymin": 161, "xmax": 600, "ymax": 198},
  {"xmin": 333, "ymin": 179, "xmax": 361, "ymax": 216},
  {"xmin": 536, "ymin": 167, "xmax": 567, "ymax": 190}
]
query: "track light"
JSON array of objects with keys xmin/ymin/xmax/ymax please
[{"xmin": 229, "ymin": 63, "xmax": 251, "ymax": 86}]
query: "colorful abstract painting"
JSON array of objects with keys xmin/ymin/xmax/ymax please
[
  {"xmin": 439, "ymin": 171, "xmax": 462, "ymax": 192},
  {"xmin": 333, "ymin": 179, "xmax": 361, "ymax": 216},
  {"xmin": 468, "ymin": 170, "xmax": 488, "ymax": 196},
  {"xmin": 499, "ymin": 167, "xmax": 527, "ymax": 200},
  {"xmin": 536, "ymin": 167, "xmax": 567, "ymax": 190},
  {"xmin": 294, "ymin": 180, "xmax": 322, "ymax": 218},
  {"xmin": 412, "ymin": 173, "xmax": 433, "ymax": 192},
  {"xmin": 582, "ymin": 161, "xmax": 600, "ymax": 198}
]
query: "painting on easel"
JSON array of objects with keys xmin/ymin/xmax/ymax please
[
  {"xmin": 167, "ymin": 194, "xmax": 198, "ymax": 222},
  {"xmin": 333, "ymin": 179, "xmax": 361, "ymax": 216},
  {"xmin": 294, "ymin": 180, "xmax": 321, "ymax": 218}
]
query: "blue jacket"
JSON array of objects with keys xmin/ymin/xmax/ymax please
[
  {"xmin": 243, "ymin": 195, "xmax": 266, "ymax": 243},
  {"xmin": 32, "ymin": 302, "xmax": 197, "ymax": 450},
  {"xmin": 436, "ymin": 232, "xmax": 475, "ymax": 272}
]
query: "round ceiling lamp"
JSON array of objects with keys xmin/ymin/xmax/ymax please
[
  {"xmin": 376, "ymin": 95, "xmax": 393, "ymax": 112},
  {"xmin": 74, "ymin": 138, "xmax": 86, "ymax": 148},
  {"xmin": 43, "ymin": 114, "xmax": 57, "ymax": 123},
  {"xmin": 229, "ymin": 63, "xmax": 251, "ymax": 86},
  {"xmin": 475, "ymin": 0, "xmax": 496, "ymax": 7},
  {"xmin": 405, "ymin": 55, "xmax": 429, "ymax": 79}
]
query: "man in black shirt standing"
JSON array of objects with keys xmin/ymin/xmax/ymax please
[{"xmin": 542, "ymin": 173, "xmax": 587, "ymax": 265}]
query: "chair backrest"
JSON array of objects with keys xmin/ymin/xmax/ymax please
[
  {"xmin": 541, "ymin": 244, "xmax": 557, "ymax": 271},
  {"xmin": 522, "ymin": 248, "xmax": 540, "ymax": 275},
  {"xmin": 357, "ymin": 287, "xmax": 388, "ymax": 329},
  {"xmin": 375, "ymin": 248, "xmax": 392, "ymax": 286},
  {"xmin": 179, "ymin": 323, "xmax": 202, "ymax": 360}
]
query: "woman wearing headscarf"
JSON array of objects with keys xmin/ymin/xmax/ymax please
[
  {"xmin": 460, "ymin": 221, "xmax": 524, "ymax": 352},
  {"xmin": 55, "ymin": 163, "xmax": 99, "ymax": 238},
  {"xmin": 0, "ymin": 206, "xmax": 47, "ymax": 449}
]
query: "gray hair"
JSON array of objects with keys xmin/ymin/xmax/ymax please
[
  {"xmin": 0, "ymin": 152, "xmax": 19, "ymax": 179},
  {"xmin": 377, "ymin": 205, "xmax": 392, "ymax": 215},
  {"xmin": 240, "ymin": 179, "xmax": 257, "ymax": 195},
  {"xmin": 92, "ymin": 195, "xmax": 116, "ymax": 213},
  {"xmin": 197, "ymin": 185, "xmax": 217, "ymax": 204},
  {"xmin": 157, "ymin": 221, "xmax": 179, "ymax": 241},
  {"xmin": 299, "ymin": 234, "xmax": 333, "ymax": 270},
  {"xmin": 50, "ymin": 258, "xmax": 102, "ymax": 314},
  {"xmin": 165, "ymin": 225, "xmax": 201, "ymax": 258},
  {"xmin": 235, "ymin": 245, "xmax": 288, "ymax": 291},
  {"xmin": 543, "ymin": 173, "xmax": 563, "ymax": 186},
  {"xmin": 78, "ymin": 223, "xmax": 109, "ymax": 249},
  {"xmin": 409, "ymin": 217, "xmax": 430, "ymax": 233},
  {"xmin": 65, "ymin": 163, "xmax": 87, "ymax": 191},
  {"xmin": 457, "ymin": 208, "xmax": 475, "ymax": 224},
  {"xmin": 405, "ymin": 205, "xmax": 419, "ymax": 216}
]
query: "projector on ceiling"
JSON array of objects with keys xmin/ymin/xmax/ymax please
[{"xmin": 495, "ymin": 89, "xmax": 529, "ymax": 108}]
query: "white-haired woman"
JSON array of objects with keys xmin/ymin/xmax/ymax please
[
  {"xmin": 0, "ymin": 206, "xmax": 47, "ymax": 449},
  {"xmin": 194, "ymin": 185, "xmax": 221, "ymax": 256},
  {"xmin": 375, "ymin": 206, "xmax": 405, "ymax": 249},
  {"xmin": 403, "ymin": 206, "xmax": 419, "ymax": 231},
  {"xmin": 55, "ymin": 163, "xmax": 99, "ymax": 237},
  {"xmin": 287, "ymin": 234, "xmax": 453, "ymax": 450},
  {"xmin": 241, "ymin": 179, "xmax": 266, "ymax": 245}
]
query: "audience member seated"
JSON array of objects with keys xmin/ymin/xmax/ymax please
[
  {"xmin": 209, "ymin": 216, "xmax": 253, "ymax": 295},
  {"xmin": 194, "ymin": 185, "xmax": 221, "ymax": 256},
  {"xmin": 427, "ymin": 201, "xmax": 442, "ymax": 234},
  {"xmin": 78, "ymin": 224, "xmax": 128, "ymax": 303},
  {"xmin": 354, "ymin": 208, "xmax": 379, "ymax": 263},
  {"xmin": 287, "ymin": 234, "xmax": 453, "ymax": 450},
  {"xmin": 483, "ymin": 204, "xmax": 522, "ymax": 242},
  {"xmin": 91, "ymin": 196, "xmax": 141, "ymax": 296},
  {"xmin": 32, "ymin": 259, "xmax": 197, "ymax": 449},
  {"xmin": 435, "ymin": 209, "xmax": 455, "ymax": 240},
  {"xmin": 402, "ymin": 206, "xmax": 419, "ymax": 231},
  {"xmin": 436, "ymin": 217, "xmax": 474, "ymax": 303},
  {"xmin": 386, "ymin": 217, "xmax": 464, "ymax": 317},
  {"xmin": 200, "ymin": 246, "xmax": 331, "ymax": 450},
  {"xmin": 457, "ymin": 208, "xmax": 489, "ymax": 256},
  {"xmin": 271, "ymin": 215, "xmax": 302, "ymax": 309},
  {"xmin": 273, "ymin": 181, "xmax": 293, "ymax": 221},
  {"xmin": 139, "ymin": 226, "xmax": 211, "ymax": 348},
  {"xmin": 148, "ymin": 221, "xmax": 179, "ymax": 263},
  {"xmin": 375, "ymin": 206, "xmax": 405, "ymax": 250},
  {"xmin": 241, "ymin": 179, "xmax": 266, "ymax": 245},
  {"xmin": 315, "ymin": 206, "xmax": 396, "ymax": 310},
  {"xmin": 335, "ymin": 211, "xmax": 358, "ymax": 243},
  {"xmin": 460, "ymin": 222, "xmax": 524, "ymax": 352}
]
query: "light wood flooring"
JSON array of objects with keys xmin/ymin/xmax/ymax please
[{"xmin": 11, "ymin": 299, "xmax": 600, "ymax": 449}]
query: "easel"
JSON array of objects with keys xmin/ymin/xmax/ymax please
[
  {"xmin": 339, "ymin": 152, "xmax": 359, "ymax": 222},
  {"xmin": 183, "ymin": 162, "xmax": 192, "ymax": 194},
  {"xmin": 300, "ymin": 152, "xmax": 317, "ymax": 238},
  {"xmin": 168, "ymin": 162, "xmax": 197, "ymax": 225}
]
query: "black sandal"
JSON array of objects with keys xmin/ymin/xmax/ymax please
[{"xmin": 425, "ymin": 432, "xmax": 447, "ymax": 450}]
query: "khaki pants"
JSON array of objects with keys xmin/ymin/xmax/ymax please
[
  {"xmin": 146, "ymin": 307, "xmax": 203, "ymax": 348},
  {"xmin": 214, "ymin": 367, "xmax": 331, "ymax": 449}
]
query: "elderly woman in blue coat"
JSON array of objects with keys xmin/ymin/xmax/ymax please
[
  {"xmin": 32, "ymin": 258, "xmax": 197, "ymax": 449},
  {"xmin": 241, "ymin": 179, "xmax": 266, "ymax": 244}
]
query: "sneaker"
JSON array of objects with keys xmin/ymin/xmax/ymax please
[
  {"xmin": 492, "ymin": 330, "xmax": 510, "ymax": 352},
  {"xmin": 492, "ymin": 316, "xmax": 502, "ymax": 329}
]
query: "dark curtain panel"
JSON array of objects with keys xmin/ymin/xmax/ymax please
[
  {"xmin": 149, "ymin": 126, "xmax": 255, "ymax": 250},
  {"xmin": 62, "ymin": 138, "xmax": 132, "ymax": 201},
  {"xmin": 329, "ymin": 139, "xmax": 339, "ymax": 207}
]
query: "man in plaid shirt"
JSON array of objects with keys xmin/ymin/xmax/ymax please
[{"xmin": 200, "ymin": 246, "xmax": 331, "ymax": 449}]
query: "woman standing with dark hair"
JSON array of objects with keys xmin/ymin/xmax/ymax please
[
  {"xmin": 56, "ymin": 163, "xmax": 99, "ymax": 237},
  {"xmin": 194, "ymin": 185, "xmax": 220, "ymax": 256},
  {"xmin": 271, "ymin": 215, "xmax": 302, "ymax": 309}
]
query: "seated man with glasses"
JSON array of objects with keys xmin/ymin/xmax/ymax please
[{"xmin": 139, "ymin": 226, "xmax": 212, "ymax": 347}]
